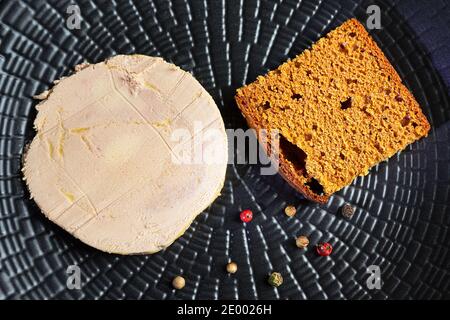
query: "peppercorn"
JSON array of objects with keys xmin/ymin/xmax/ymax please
[
  {"xmin": 240, "ymin": 209, "xmax": 253, "ymax": 223},
  {"xmin": 226, "ymin": 262, "xmax": 238, "ymax": 274},
  {"xmin": 341, "ymin": 203, "xmax": 354, "ymax": 219},
  {"xmin": 172, "ymin": 276, "xmax": 185, "ymax": 289},
  {"xmin": 296, "ymin": 235, "xmax": 309, "ymax": 249},
  {"xmin": 316, "ymin": 242, "xmax": 333, "ymax": 256},
  {"xmin": 268, "ymin": 272, "xmax": 283, "ymax": 287},
  {"xmin": 284, "ymin": 205, "xmax": 297, "ymax": 217}
]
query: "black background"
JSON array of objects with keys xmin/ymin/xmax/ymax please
[{"xmin": 0, "ymin": 0, "xmax": 449, "ymax": 299}]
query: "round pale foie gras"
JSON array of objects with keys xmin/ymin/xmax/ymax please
[{"xmin": 23, "ymin": 55, "xmax": 228, "ymax": 254}]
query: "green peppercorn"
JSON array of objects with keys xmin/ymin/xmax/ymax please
[
  {"xmin": 268, "ymin": 272, "xmax": 283, "ymax": 287},
  {"xmin": 341, "ymin": 203, "xmax": 354, "ymax": 219}
]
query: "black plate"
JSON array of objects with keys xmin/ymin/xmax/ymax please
[{"xmin": 0, "ymin": 0, "xmax": 449, "ymax": 299}]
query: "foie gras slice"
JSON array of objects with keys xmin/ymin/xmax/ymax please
[{"xmin": 23, "ymin": 55, "xmax": 228, "ymax": 254}]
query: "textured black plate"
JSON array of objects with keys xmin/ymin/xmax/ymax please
[{"xmin": 0, "ymin": 0, "xmax": 449, "ymax": 300}]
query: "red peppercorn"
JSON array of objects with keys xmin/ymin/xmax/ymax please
[
  {"xmin": 240, "ymin": 209, "xmax": 253, "ymax": 223},
  {"xmin": 316, "ymin": 242, "xmax": 333, "ymax": 256}
]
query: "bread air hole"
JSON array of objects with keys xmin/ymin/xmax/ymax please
[
  {"xmin": 340, "ymin": 97, "xmax": 352, "ymax": 110},
  {"xmin": 262, "ymin": 101, "xmax": 271, "ymax": 110},
  {"xmin": 305, "ymin": 178, "xmax": 325, "ymax": 196},
  {"xmin": 279, "ymin": 134, "xmax": 325, "ymax": 196},
  {"xmin": 291, "ymin": 93, "xmax": 302, "ymax": 100},
  {"xmin": 374, "ymin": 142, "xmax": 383, "ymax": 154},
  {"xmin": 401, "ymin": 114, "xmax": 411, "ymax": 127},
  {"xmin": 279, "ymin": 134, "xmax": 307, "ymax": 173},
  {"xmin": 339, "ymin": 43, "xmax": 349, "ymax": 54}
]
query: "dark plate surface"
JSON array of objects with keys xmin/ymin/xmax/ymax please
[{"xmin": 0, "ymin": 0, "xmax": 449, "ymax": 299}]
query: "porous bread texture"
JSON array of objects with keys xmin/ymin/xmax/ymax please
[{"xmin": 235, "ymin": 18, "xmax": 430, "ymax": 203}]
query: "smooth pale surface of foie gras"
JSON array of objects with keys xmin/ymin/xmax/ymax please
[{"xmin": 23, "ymin": 55, "xmax": 228, "ymax": 254}]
